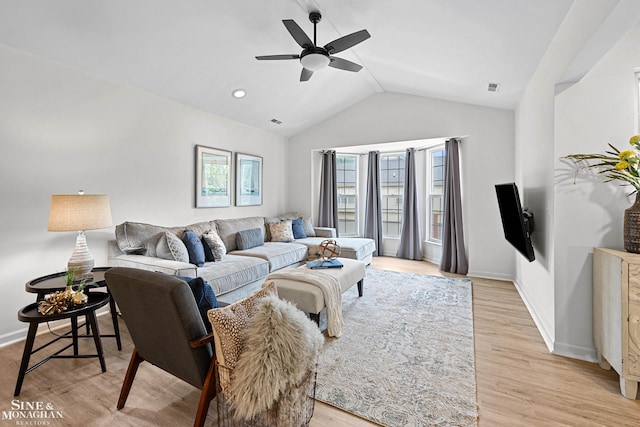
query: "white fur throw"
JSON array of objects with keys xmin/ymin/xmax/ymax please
[{"xmin": 230, "ymin": 294, "xmax": 324, "ymax": 422}]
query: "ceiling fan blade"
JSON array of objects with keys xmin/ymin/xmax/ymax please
[
  {"xmin": 283, "ymin": 19, "xmax": 313, "ymax": 48},
  {"xmin": 255, "ymin": 54, "xmax": 300, "ymax": 60},
  {"xmin": 328, "ymin": 57, "xmax": 363, "ymax": 72},
  {"xmin": 324, "ymin": 29, "xmax": 370, "ymax": 54},
  {"xmin": 300, "ymin": 68, "xmax": 313, "ymax": 82}
]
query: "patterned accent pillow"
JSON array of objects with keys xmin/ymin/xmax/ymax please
[
  {"xmin": 236, "ymin": 228, "xmax": 264, "ymax": 250},
  {"xmin": 202, "ymin": 229, "xmax": 226, "ymax": 262},
  {"xmin": 291, "ymin": 217, "xmax": 307, "ymax": 239},
  {"xmin": 268, "ymin": 220, "xmax": 294, "ymax": 242},
  {"xmin": 156, "ymin": 231, "xmax": 189, "ymax": 263},
  {"xmin": 302, "ymin": 217, "xmax": 316, "ymax": 237},
  {"xmin": 208, "ymin": 282, "xmax": 277, "ymax": 393}
]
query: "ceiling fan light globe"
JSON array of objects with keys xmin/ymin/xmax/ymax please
[{"xmin": 300, "ymin": 53, "xmax": 330, "ymax": 71}]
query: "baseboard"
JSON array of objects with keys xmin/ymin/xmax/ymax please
[
  {"xmin": 512, "ymin": 278, "xmax": 554, "ymax": 353},
  {"xmin": 466, "ymin": 269, "xmax": 513, "ymax": 282},
  {"xmin": 0, "ymin": 306, "xmax": 112, "ymax": 349},
  {"xmin": 0, "ymin": 327, "xmax": 30, "ymax": 349},
  {"xmin": 552, "ymin": 341, "xmax": 598, "ymax": 363}
]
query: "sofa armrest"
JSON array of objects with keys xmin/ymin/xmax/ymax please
[
  {"xmin": 108, "ymin": 240, "xmax": 125, "ymax": 258},
  {"xmin": 314, "ymin": 227, "xmax": 337, "ymax": 238}
]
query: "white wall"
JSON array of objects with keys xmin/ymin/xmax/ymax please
[
  {"xmin": 288, "ymin": 92, "xmax": 516, "ymax": 280},
  {"xmin": 0, "ymin": 45, "xmax": 289, "ymax": 346},
  {"xmin": 554, "ymin": 22, "xmax": 640, "ymax": 360},
  {"xmin": 515, "ymin": 0, "xmax": 630, "ymax": 360}
]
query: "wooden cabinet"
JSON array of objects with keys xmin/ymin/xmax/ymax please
[{"xmin": 593, "ymin": 247, "xmax": 640, "ymax": 399}]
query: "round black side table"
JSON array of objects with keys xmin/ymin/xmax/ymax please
[
  {"xmin": 25, "ymin": 267, "xmax": 122, "ymax": 350},
  {"xmin": 14, "ymin": 292, "xmax": 109, "ymax": 396}
]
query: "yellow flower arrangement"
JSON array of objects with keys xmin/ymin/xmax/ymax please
[{"xmin": 564, "ymin": 135, "xmax": 640, "ymax": 192}]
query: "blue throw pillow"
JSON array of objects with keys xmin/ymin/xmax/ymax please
[
  {"xmin": 174, "ymin": 275, "xmax": 218, "ymax": 332},
  {"xmin": 292, "ymin": 217, "xmax": 307, "ymax": 239},
  {"xmin": 182, "ymin": 230, "xmax": 206, "ymax": 267}
]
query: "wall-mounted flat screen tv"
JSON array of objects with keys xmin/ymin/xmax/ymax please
[{"xmin": 495, "ymin": 183, "xmax": 535, "ymax": 262}]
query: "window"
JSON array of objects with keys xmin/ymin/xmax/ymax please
[
  {"xmin": 427, "ymin": 146, "xmax": 446, "ymax": 243},
  {"xmin": 336, "ymin": 155, "xmax": 358, "ymax": 236},
  {"xmin": 380, "ymin": 153, "xmax": 405, "ymax": 237}
]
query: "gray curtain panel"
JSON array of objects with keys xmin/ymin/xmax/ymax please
[
  {"xmin": 364, "ymin": 151, "xmax": 383, "ymax": 255},
  {"xmin": 440, "ymin": 138, "xmax": 468, "ymax": 274},
  {"xmin": 396, "ymin": 148, "xmax": 423, "ymax": 260},
  {"xmin": 318, "ymin": 150, "xmax": 339, "ymax": 236}
]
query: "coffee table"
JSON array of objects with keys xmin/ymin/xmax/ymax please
[{"xmin": 14, "ymin": 292, "xmax": 109, "ymax": 396}]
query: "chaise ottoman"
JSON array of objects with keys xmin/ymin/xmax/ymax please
[{"xmin": 265, "ymin": 257, "xmax": 366, "ymax": 325}]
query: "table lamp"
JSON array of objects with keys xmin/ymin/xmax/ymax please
[{"xmin": 47, "ymin": 191, "xmax": 113, "ymax": 281}]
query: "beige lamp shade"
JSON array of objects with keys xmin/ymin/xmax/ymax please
[
  {"xmin": 47, "ymin": 194, "xmax": 113, "ymax": 280},
  {"xmin": 48, "ymin": 194, "xmax": 112, "ymax": 232}
]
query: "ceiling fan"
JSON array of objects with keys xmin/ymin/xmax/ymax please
[{"xmin": 256, "ymin": 11, "xmax": 370, "ymax": 82}]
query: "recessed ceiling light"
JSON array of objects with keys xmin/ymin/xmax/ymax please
[{"xmin": 232, "ymin": 89, "xmax": 246, "ymax": 98}]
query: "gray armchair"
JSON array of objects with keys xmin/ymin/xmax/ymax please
[{"xmin": 105, "ymin": 267, "xmax": 216, "ymax": 427}]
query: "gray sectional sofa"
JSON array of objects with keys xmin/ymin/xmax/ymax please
[{"xmin": 107, "ymin": 215, "xmax": 375, "ymax": 304}]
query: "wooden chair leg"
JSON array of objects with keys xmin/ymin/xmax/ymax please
[
  {"xmin": 193, "ymin": 357, "xmax": 218, "ymax": 427},
  {"xmin": 118, "ymin": 348, "xmax": 144, "ymax": 410}
]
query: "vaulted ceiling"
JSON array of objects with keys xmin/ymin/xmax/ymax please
[{"xmin": 0, "ymin": 1, "xmax": 635, "ymax": 137}]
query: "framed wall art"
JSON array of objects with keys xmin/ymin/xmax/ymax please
[
  {"xmin": 235, "ymin": 153, "xmax": 263, "ymax": 206},
  {"xmin": 195, "ymin": 145, "xmax": 232, "ymax": 208}
]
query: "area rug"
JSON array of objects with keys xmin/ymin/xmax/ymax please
[{"xmin": 315, "ymin": 268, "xmax": 477, "ymax": 427}]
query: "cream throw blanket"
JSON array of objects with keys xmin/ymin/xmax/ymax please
[{"xmin": 267, "ymin": 268, "xmax": 344, "ymax": 338}]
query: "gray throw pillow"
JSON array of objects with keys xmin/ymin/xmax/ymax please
[
  {"xmin": 236, "ymin": 228, "xmax": 264, "ymax": 250},
  {"xmin": 302, "ymin": 217, "xmax": 316, "ymax": 237},
  {"xmin": 156, "ymin": 231, "xmax": 189, "ymax": 263}
]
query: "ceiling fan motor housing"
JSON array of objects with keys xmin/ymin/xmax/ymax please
[{"xmin": 309, "ymin": 11, "xmax": 322, "ymax": 24}]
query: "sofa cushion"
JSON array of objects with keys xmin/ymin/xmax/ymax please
[
  {"xmin": 196, "ymin": 254, "xmax": 269, "ymax": 297},
  {"xmin": 231, "ymin": 242, "xmax": 308, "ymax": 272},
  {"xmin": 182, "ymin": 230, "xmax": 206, "ymax": 267},
  {"xmin": 236, "ymin": 228, "xmax": 264, "ymax": 250},
  {"xmin": 215, "ymin": 217, "xmax": 265, "ymax": 252},
  {"xmin": 291, "ymin": 217, "xmax": 307, "ymax": 239},
  {"xmin": 277, "ymin": 211, "xmax": 300, "ymax": 220},
  {"xmin": 268, "ymin": 220, "xmax": 294, "ymax": 242},
  {"xmin": 202, "ymin": 229, "xmax": 226, "ymax": 262},
  {"xmin": 185, "ymin": 221, "xmax": 217, "ymax": 238},
  {"xmin": 156, "ymin": 232, "xmax": 189, "ymax": 263}
]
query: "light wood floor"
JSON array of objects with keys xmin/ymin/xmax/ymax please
[{"xmin": 1, "ymin": 257, "xmax": 639, "ymax": 426}]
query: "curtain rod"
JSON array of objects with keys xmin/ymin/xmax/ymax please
[{"xmin": 319, "ymin": 136, "xmax": 466, "ymax": 156}]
